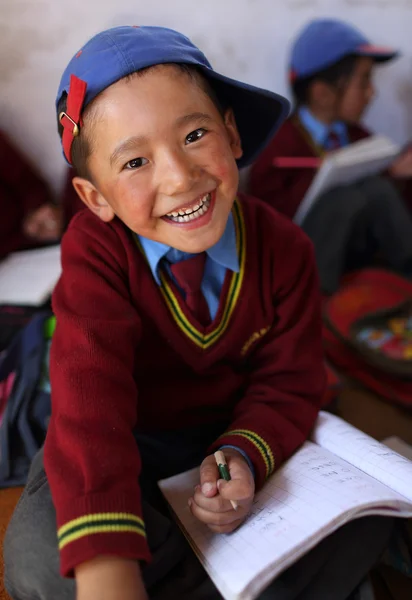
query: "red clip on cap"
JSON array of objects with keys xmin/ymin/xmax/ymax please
[
  {"xmin": 59, "ymin": 74, "xmax": 87, "ymax": 164},
  {"xmin": 289, "ymin": 69, "xmax": 298, "ymax": 83}
]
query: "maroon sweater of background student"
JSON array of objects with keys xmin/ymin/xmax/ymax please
[
  {"xmin": 0, "ymin": 131, "xmax": 53, "ymax": 259},
  {"xmin": 44, "ymin": 193, "xmax": 325, "ymax": 576},
  {"xmin": 249, "ymin": 115, "xmax": 412, "ymax": 219}
]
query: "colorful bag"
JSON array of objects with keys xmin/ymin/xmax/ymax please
[
  {"xmin": 0, "ymin": 313, "xmax": 54, "ymax": 487},
  {"xmin": 0, "ymin": 305, "xmax": 40, "ymax": 353},
  {"xmin": 323, "ymin": 269, "xmax": 412, "ymax": 408}
]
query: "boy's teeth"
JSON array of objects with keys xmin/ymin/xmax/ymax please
[{"xmin": 166, "ymin": 193, "xmax": 212, "ymax": 222}]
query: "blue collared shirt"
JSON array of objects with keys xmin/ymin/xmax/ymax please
[
  {"xmin": 138, "ymin": 213, "xmax": 239, "ymax": 320},
  {"xmin": 298, "ymin": 105, "xmax": 349, "ymax": 150}
]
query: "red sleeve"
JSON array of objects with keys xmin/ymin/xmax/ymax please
[
  {"xmin": 249, "ymin": 120, "xmax": 317, "ymax": 219},
  {"xmin": 0, "ymin": 131, "xmax": 52, "ymax": 257},
  {"xmin": 210, "ymin": 225, "xmax": 326, "ymax": 489},
  {"xmin": 44, "ymin": 215, "xmax": 150, "ymax": 577}
]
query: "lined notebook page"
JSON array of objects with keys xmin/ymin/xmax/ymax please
[
  {"xmin": 159, "ymin": 441, "xmax": 411, "ymax": 600},
  {"xmin": 0, "ymin": 245, "xmax": 61, "ymax": 306},
  {"xmin": 312, "ymin": 412, "xmax": 412, "ymax": 502}
]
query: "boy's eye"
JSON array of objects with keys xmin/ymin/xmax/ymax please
[
  {"xmin": 185, "ymin": 128, "xmax": 207, "ymax": 145},
  {"xmin": 124, "ymin": 157, "xmax": 148, "ymax": 170}
]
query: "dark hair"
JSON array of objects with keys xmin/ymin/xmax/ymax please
[
  {"xmin": 57, "ymin": 63, "xmax": 226, "ymax": 180},
  {"xmin": 291, "ymin": 54, "xmax": 359, "ymax": 106}
]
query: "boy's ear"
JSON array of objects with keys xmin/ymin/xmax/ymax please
[
  {"xmin": 224, "ymin": 108, "xmax": 243, "ymax": 160},
  {"xmin": 72, "ymin": 177, "xmax": 115, "ymax": 222}
]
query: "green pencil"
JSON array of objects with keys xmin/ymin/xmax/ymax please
[{"xmin": 214, "ymin": 450, "xmax": 238, "ymax": 510}]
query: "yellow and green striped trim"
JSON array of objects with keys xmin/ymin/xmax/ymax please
[
  {"xmin": 222, "ymin": 429, "xmax": 275, "ymax": 479},
  {"xmin": 58, "ymin": 512, "xmax": 146, "ymax": 551},
  {"xmin": 158, "ymin": 199, "xmax": 246, "ymax": 350}
]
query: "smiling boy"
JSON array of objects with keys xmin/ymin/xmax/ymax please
[{"xmin": 4, "ymin": 26, "xmax": 394, "ymax": 600}]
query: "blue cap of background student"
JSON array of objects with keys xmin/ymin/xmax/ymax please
[
  {"xmin": 290, "ymin": 19, "xmax": 398, "ymax": 82},
  {"xmin": 56, "ymin": 25, "xmax": 290, "ymax": 168}
]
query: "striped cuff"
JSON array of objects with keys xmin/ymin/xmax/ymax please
[
  {"xmin": 58, "ymin": 512, "xmax": 146, "ymax": 551},
  {"xmin": 56, "ymin": 492, "xmax": 150, "ymax": 577},
  {"xmin": 219, "ymin": 445, "xmax": 255, "ymax": 478},
  {"xmin": 212, "ymin": 428, "xmax": 276, "ymax": 487}
]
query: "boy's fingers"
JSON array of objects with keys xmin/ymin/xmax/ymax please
[
  {"xmin": 217, "ymin": 478, "xmax": 254, "ymax": 503},
  {"xmin": 189, "ymin": 498, "xmax": 245, "ymax": 527},
  {"xmin": 193, "ymin": 486, "xmax": 232, "ymax": 513},
  {"xmin": 208, "ymin": 520, "xmax": 244, "ymax": 534},
  {"xmin": 199, "ymin": 455, "xmax": 219, "ymax": 497}
]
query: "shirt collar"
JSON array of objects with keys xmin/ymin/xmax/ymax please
[
  {"xmin": 298, "ymin": 105, "xmax": 347, "ymax": 148},
  {"xmin": 138, "ymin": 211, "xmax": 239, "ymax": 285}
]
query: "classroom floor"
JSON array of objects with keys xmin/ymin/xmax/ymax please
[
  {"xmin": 0, "ymin": 487, "xmax": 23, "ymax": 600},
  {"xmin": 0, "ymin": 386, "xmax": 411, "ymax": 600}
]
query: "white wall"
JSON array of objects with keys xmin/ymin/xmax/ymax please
[{"xmin": 1, "ymin": 0, "xmax": 412, "ymax": 193}]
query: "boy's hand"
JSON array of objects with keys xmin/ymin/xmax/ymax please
[
  {"xmin": 23, "ymin": 203, "xmax": 63, "ymax": 241},
  {"xmin": 389, "ymin": 148, "xmax": 412, "ymax": 179},
  {"xmin": 189, "ymin": 448, "xmax": 255, "ymax": 533}
]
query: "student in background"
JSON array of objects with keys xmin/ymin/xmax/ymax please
[
  {"xmin": 4, "ymin": 25, "xmax": 393, "ymax": 600},
  {"xmin": 0, "ymin": 130, "xmax": 62, "ymax": 259},
  {"xmin": 250, "ymin": 19, "xmax": 412, "ymax": 295}
]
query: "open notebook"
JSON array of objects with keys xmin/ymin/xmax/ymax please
[
  {"xmin": 293, "ymin": 134, "xmax": 400, "ymax": 225},
  {"xmin": 0, "ymin": 245, "xmax": 61, "ymax": 306},
  {"xmin": 158, "ymin": 412, "xmax": 412, "ymax": 600}
]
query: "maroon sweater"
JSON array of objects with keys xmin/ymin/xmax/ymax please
[
  {"xmin": 0, "ymin": 131, "xmax": 53, "ymax": 259},
  {"xmin": 250, "ymin": 115, "xmax": 412, "ymax": 219},
  {"xmin": 44, "ymin": 193, "xmax": 326, "ymax": 576}
]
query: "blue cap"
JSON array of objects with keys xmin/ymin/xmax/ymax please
[
  {"xmin": 290, "ymin": 19, "xmax": 398, "ymax": 81},
  {"xmin": 56, "ymin": 25, "xmax": 290, "ymax": 168}
]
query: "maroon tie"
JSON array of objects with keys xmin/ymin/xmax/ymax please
[
  {"xmin": 327, "ymin": 130, "xmax": 341, "ymax": 150},
  {"xmin": 170, "ymin": 253, "xmax": 211, "ymax": 326}
]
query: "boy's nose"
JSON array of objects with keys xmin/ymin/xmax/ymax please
[{"xmin": 157, "ymin": 149, "xmax": 200, "ymax": 196}]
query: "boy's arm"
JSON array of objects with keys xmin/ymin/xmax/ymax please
[
  {"xmin": 76, "ymin": 557, "xmax": 148, "ymax": 600},
  {"xmin": 44, "ymin": 218, "xmax": 150, "ymax": 578},
  {"xmin": 249, "ymin": 131, "xmax": 316, "ymax": 219},
  {"xmin": 250, "ymin": 165, "xmax": 315, "ymax": 219},
  {"xmin": 0, "ymin": 131, "xmax": 56, "ymax": 256},
  {"xmin": 209, "ymin": 230, "xmax": 326, "ymax": 489}
]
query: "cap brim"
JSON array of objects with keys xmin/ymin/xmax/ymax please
[
  {"xmin": 200, "ymin": 68, "xmax": 291, "ymax": 168},
  {"xmin": 356, "ymin": 44, "xmax": 399, "ymax": 63}
]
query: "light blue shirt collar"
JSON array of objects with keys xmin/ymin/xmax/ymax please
[
  {"xmin": 298, "ymin": 105, "xmax": 348, "ymax": 148},
  {"xmin": 138, "ymin": 212, "xmax": 239, "ymax": 285}
]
